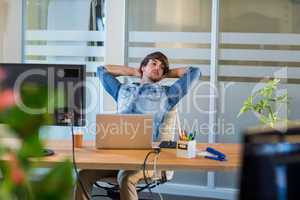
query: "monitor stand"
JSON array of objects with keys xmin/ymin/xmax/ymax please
[
  {"xmin": 28, "ymin": 148, "xmax": 54, "ymax": 157},
  {"xmin": 42, "ymin": 148, "xmax": 55, "ymax": 156}
]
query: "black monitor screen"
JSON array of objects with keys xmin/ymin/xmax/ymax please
[
  {"xmin": 240, "ymin": 128, "xmax": 300, "ymax": 200},
  {"xmin": 0, "ymin": 63, "xmax": 86, "ymax": 126}
]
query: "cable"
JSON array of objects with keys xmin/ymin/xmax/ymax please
[
  {"xmin": 143, "ymin": 149, "xmax": 160, "ymax": 200},
  {"xmin": 152, "ymin": 153, "xmax": 159, "ymax": 180},
  {"xmin": 143, "ymin": 151, "xmax": 155, "ymax": 198},
  {"xmin": 155, "ymin": 180, "xmax": 164, "ymax": 200},
  {"xmin": 70, "ymin": 115, "xmax": 91, "ymax": 200},
  {"xmin": 153, "ymin": 152, "xmax": 164, "ymax": 200}
]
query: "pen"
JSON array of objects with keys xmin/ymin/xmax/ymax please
[
  {"xmin": 188, "ymin": 133, "xmax": 193, "ymax": 141},
  {"xmin": 192, "ymin": 131, "xmax": 196, "ymax": 140},
  {"xmin": 179, "ymin": 130, "xmax": 197, "ymax": 141},
  {"xmin": 182, "ymin": 133, "xmax": 187, "ymax": 141},
  {"xmin": 179, "ymin": 131, "xmax": 183, "ymax": 140}
]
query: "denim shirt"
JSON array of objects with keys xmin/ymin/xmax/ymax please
[{"xmin": 97, "ymin": 66, "xmax": 201, "ymax": 141}]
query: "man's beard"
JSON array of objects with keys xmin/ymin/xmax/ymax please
[{"xmin": 148, "ymin": 76, "xmax": 162, "ymax": 83}]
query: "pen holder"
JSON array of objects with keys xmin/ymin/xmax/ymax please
[{"xmin": 176, "ymin": 140, "xmax": 196, "ymax": 158}]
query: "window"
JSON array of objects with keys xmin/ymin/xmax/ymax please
[{"xmin": 24, "ymin": 0, "xmax": 105, "ymax": 139}]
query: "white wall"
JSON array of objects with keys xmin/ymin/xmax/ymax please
[{"xmin": 0, "ymin": 0, "xmax": 23, "ymax": 62}]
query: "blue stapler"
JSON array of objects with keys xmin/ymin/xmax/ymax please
[{"xmin": 197, "ymin": 147, "xmax": 227, "ymax": 161}]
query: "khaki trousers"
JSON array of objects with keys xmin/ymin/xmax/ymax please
[{"xmin": 74, "ymin": 169, "xmax": 148, "ymax": 200}]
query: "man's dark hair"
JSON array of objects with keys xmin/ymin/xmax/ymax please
[{"xmin": 139, "ymin": 51, "xmax": 169, "ymax": 75}]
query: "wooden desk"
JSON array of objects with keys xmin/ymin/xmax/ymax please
[{"xmin": 36, "ymin": 140, "xmax": 241, "ymax": 171}]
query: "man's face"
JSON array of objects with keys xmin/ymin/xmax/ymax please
[{"xmin": 141, "ymin": 59, "xmax": 165, "ymax": 82}]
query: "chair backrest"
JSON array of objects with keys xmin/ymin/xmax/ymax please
[
  {"xmin": 158, "ymin": 108, "xmax": 179, "ymax": 181},
  {"xmin": 159, "ymin": 108, "xmax": 179, "ymax": 142},
  {"xmin": 240, "ymin": 123, "xmax": 300, "ymax": 200}
]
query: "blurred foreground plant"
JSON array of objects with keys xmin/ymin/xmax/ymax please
[{"xmin": 0, "ymin": 68, "xmax": 74, "ymax": 200}]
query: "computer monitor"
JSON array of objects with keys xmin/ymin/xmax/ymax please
[
  {"xmin": 239, "ymin": 124, "xmax": 300, "ymax": 200},
  {"xmin": 0, "ymin": 63, "xmax": 86, "ymax": 126}
]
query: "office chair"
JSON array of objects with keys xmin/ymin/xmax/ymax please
[
  {"xmin": 92, "ymin": 176, "xmax": 167, "ymax": 200},
  {"xmin": 92, "ymin": 109, "xmax": 179, "ymax": 200},
  {"xmin": 239, "ymin": 122, "xmax": 300, "ymax": 200}
]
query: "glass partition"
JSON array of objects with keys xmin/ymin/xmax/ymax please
[
  {"xmin": 216, "ymin": 0, "xmax": 300, "ymax": 189},
  {"xmin": 24, "ymin": 0, "xmax": 105, "ymax": 139},
  {"xmin": 127, "ymin": 0, "xmax": 212, "ymax": 187}
]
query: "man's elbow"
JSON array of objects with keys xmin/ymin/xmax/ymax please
[
  {"xmin": 189, "ymin": 67, "xmax": 202, "ymax": 79},
  {"xmin": 97, "ymin": 66, "xmax": 106, "ymax": 77}
]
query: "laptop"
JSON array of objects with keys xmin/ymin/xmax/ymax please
[{"xmin": 95, "ymin": 114, "xmax": 154, "ymax": 149}]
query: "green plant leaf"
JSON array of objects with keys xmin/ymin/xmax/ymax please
[
  {"xmin": 0, "ymin": 84, "xmax": 53, "ymax": 139},
  {"xmin": 237, "ymin": 106, "xmax": 249, "ymax": 117},
  {"xmin": 32, "ymin": 161, "xmax": 74, "ymax": 200},
  {"xmin": 275, "ymin": 93, "xmax": 288, "ymax": 103},
  {"xmin": 237, "ymin": 78, "xmax": 289, "ymax": 128},
  {"xmin": 259, "ymin": 79, "xmax": 280, "ymax": 98},
  {"xmin": 237, "ymin": 96, "xmax": 254, "ymax": 117},
  {"xmin": 258, "ymin": 114, "xmax": 269, "ymax": 125},
  {"xmin": 0, "ymin": 82, "xmax": 73, "ymax": 200}
]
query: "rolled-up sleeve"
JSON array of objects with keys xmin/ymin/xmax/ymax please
[
  {"xmin": 97, "ymin": 66, "xmax": 121, "ymax": 101},
  {"xmin": 166, "ymin": 67, "xmax": 201, "ymax": 110}
]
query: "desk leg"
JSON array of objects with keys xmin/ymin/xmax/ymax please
[{"xmin": 207, "ymin": 171, "xmax": 215, "ymax": 189}]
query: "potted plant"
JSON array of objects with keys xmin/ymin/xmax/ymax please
[
  {"xmin": 0, "ymin": 68, "xmax": 74, "ymax": 200},
  {"xmin": 238, "ymin": 78, "xmax": 289, "ymax": 128}
]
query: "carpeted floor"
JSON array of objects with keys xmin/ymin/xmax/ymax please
[{"xmin": 92, "ymin": 187, "xmax": 217, "ymax": 200}]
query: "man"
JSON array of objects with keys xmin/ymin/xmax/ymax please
[{"xmin": 75, "ymin": 51, "xmax": 201, "ymax": 200}]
